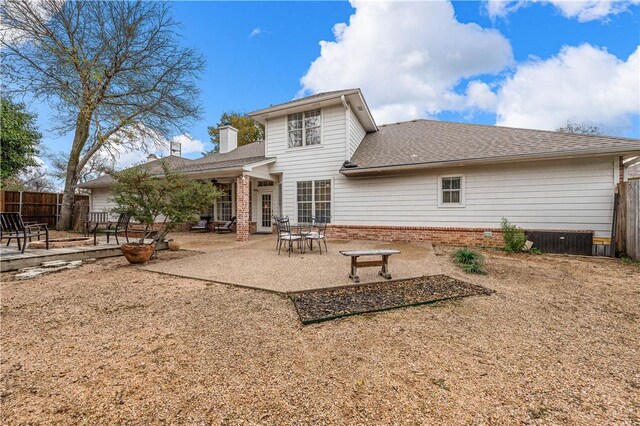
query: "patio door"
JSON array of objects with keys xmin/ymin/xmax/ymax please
[{"xmin": 258, "ymin": 191, "xmax": 273, "ymax": 233}]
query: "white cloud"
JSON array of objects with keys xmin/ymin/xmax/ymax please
[
  {"xmin": 496, "ymin": 44, "xmax": 640, "ymax": 130},
  {"xmin": 486, "ymin": 0, "xmax": 639, "ymax": 22},
  {"xmin": 299, "ymin": 0, "xmax": 513, "ymax": 124},
  {"xmin": 249, "ymin": 27, "xmax": 262, "ymax": 38},
  {"xmin": 465, "ymin": 80, "xmax": 498, "ymax": 111}
]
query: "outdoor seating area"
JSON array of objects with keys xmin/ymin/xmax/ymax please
[
  {"xmin": 273, "ymin": 215, "xmax": 329, "ymax": 257},
  {"xmin": 140, "ymin": 231, "xmax": 438, "ymax": 293}
]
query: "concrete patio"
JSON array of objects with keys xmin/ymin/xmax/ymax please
[{"xmin": 142, "ymin": 232, "xmax": 441, "ymax": 293}]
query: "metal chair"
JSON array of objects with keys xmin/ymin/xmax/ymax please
[
  {"xmin": 305, "ymin": 220, "xmax": 328, "ymax": 254},
  {"xmin": 276, "ymin": 217, "xmax": 302, "ymax": 257},
  {"xmin": 0, "ymin": 212, "xmax": 49, "ymax": 253},
  {"xmin": 93, "ymin": 213, "xmax": 131, "ymax": 245}
]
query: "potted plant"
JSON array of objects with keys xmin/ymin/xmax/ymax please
[{"xmin": 110, "ymin": 162, "xmax": 222, "ymax": 264}]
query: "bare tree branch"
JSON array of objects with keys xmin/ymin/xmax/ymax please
[{"xmin": 1, "ymin": 0, "xmax": 205, "ymax": 228}]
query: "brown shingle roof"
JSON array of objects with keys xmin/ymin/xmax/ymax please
[
  {"xmin": 174, "ymin": 141, "xmax": 267, "ymax": 173},
  {"xmin": 79, "ymin": 155, "xmax": 194, "ymax": 188},
  {"xmin": 346, "ymin": 119, "xmax": 640, "ymax": 172}
]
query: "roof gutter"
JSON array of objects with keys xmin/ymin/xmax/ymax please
[
  {"xmin": 249, "ymin": 90, "xmax": 359, "ymax": 118},
  {"xmin": 341, "ymin": 147, "xmax": 640, "ymax": 176}
]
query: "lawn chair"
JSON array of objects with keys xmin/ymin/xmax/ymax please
[
  {"xmin": 214, "ymin": 216, "xmax": 236, "ymax": 233},
  {"xmin": 92, "ymin": 213, "xmax": 131, "ymax": 245},
  {"xmin": 276, "ymin": 217, "xmax": 302, "ymax": 257},
  {"xmin": 190, "ymin": 216, "xmax": 212, "ymax": 232},
  {"xmin": 0, "ymin": 212, "xmax": 49, "ymax": 253}
]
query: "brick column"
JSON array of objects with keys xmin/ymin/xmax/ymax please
[{"xmin": 235, "ymin": 174, "xmax": 250, "ymax": 242}]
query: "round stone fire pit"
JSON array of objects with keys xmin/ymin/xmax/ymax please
[{"xmin": 29, "ymin": 237, "xmax": 94, "ymax": 249}]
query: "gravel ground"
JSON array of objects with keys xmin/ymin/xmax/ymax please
[
  {"xmin": 1, "ymin": 244, "xmax": 639, "ymax": 424},
  {"xmin": 142, "ymin": 233, "xmax": 440, "ymax": 292}
]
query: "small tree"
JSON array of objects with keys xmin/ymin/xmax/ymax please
[
  {"xmin": 110, "ymin": 163, "xmax": 222, "ymax": 250},
  {"xmin": 501, "ymin": 217, "xmax": 527, "ymax": 252},
  {"xmin": 206, "ymin": 111, "xmax": 265, "ymax": 154}
]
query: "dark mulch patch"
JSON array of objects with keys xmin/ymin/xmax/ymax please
[{"xmin": 290, "ymin": 274, "xmax": 494, "ymax": 324}]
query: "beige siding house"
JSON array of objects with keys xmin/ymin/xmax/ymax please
[{"xmin": 80, "ymin": 89, "xmax": 640, "ymax": 247}]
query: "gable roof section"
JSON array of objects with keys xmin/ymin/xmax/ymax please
[
  {"xmin": 174, "ymin": 141, "xmax": 267, "ymax": 174},
  {"xmin": 79, "ymin": 155, "xmax": 194, "ymax": 188},
  {"xmin": 343, "ymin": 119, "xmax": 640, "ymax": 174},
  {"xmin": 250, "ymin": 89, "xmax": 378, "ymax": 132}
]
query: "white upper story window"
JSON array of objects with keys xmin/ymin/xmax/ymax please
[{"xmin": 288, "ymin": 109, "xmax": 321, "ymax": 148}]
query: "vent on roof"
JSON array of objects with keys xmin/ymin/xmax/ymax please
[{"xmin": 343, "ymin": 160, "xmax": 358, "ymax": 169}]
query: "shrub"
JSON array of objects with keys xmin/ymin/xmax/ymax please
[
  {"xmin": 460, "ymin": 262, "xmax": 487, "ymax": 275},
  {"xmin": 452, "ymin": 248, "xmax": 487, "ymax": 274},
  {"xmin": 452, "ymin": 248, "xmax": 483, "ymax": 265},
  {"xmin": 110, "ymin": 162, "xmax": 223, "ymax": 245},
  {"xmin": 501, "ymin": 217, "xmax": 527, "ymax": 252}
]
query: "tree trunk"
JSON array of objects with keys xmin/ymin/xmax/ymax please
[{"xmin": 58, "ymin": 112, "xmax": 91, "ymax": 229}]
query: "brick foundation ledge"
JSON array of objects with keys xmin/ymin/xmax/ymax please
[{"xmin": 325, "ymin": 224, "xmax": 505, "ymax": 247}]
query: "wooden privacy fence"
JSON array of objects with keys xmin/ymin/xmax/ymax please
[
  {"xmin": 615, "ymin": 180, "xmax": 640, "ymax": 259},
  {"xmin": 0, "ymin": 190, "xmax": 89, "ymax": 230}
]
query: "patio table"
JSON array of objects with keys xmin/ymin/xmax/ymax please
[{"xmin": 293, "ymin": 223, "xmax": 315, "ymax": 253}]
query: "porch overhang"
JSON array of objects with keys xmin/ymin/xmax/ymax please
[{"xmin": 180, "ymin": 158, "xmax": 278, "ymax": 181}]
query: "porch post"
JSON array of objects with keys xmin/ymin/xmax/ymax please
[{"xmin": 235, "ymin": 174, "xmax": 250, "ymax": 242}]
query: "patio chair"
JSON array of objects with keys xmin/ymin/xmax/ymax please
[
  {"xmin": 214, "ymin": 216, "xmax": 236, "ymax": 234},
  {"xmin": 276, "ymin": 217, "xmax": 302, "ymax": 257},
  {"xmin": 92, "ymin": 213, "xmax": 131, "ymax": 245},
  {"xmin": 272, "ymin": 215, "xmax": 288, "ymax": 250},
  {"xmin": 83, "ymin": 211, "xmax": 110, "ymax": 236},
  {"xmin": 0, "ymin": 212, "xmax": 49, "ymax": 253},
  {"xmin": 305, "ymin": 220, "xmax": 328, "ymax": 254},
  {"xmin": 190, "ymin": 216, "xmax": 212, "ymax": 232}
]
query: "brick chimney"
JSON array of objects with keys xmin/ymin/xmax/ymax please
[{"xmin": 219, "ymin": 125, "xmax": 238, "ymax": 154}]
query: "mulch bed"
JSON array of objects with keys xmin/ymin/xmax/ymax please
[{"xmin": 290, "ymin": 274, "xmax": 494, "ymax": 324}]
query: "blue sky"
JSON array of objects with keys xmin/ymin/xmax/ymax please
[{"xmin": 31, "ymin": 1, "xmax": 640, "ymax": 172}]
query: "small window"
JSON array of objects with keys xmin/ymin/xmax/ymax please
[
  {"xmin": 439, "ymin": 176, "xmax": 465, "ymax": 207},
  {"xmin": 288, "ymin": 109, "xmax": 321, "ymax": 148}
]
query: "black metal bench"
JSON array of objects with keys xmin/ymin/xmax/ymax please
[{"xmin": 339, "ymin": 249, "xmax": 401, "ymax": 283}]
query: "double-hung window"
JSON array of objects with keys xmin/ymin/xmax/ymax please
[
  {"xmin": 439, "ymin": 175, "xmax": 465, "ymax": 207},
  {"xmin": 288, "ymin": 109, "xmax": 321, "ymax": 148},
  {"xmin": 297, "ymin": 180, "xmax": 331, "ymax": 223}
]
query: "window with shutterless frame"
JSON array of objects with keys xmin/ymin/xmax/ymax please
[
  {"xmin": 438, "ymin": 175, "xmax": 465, "ymax": 207},
  {"xmin": 296, "ymin": 179, "xmax": 331, "ymax": 223},
  {"xmin": 288, "ymin": 109, "xmax": 321, "ymax": 148}
]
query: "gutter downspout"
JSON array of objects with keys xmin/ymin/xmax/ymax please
[{"xmin": 342, "ymin": 95, "xmax": 351, "ymax": 160}]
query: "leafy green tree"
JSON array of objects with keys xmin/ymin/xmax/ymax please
[
  {"xmin": 207, "ymin": 111, "xmax": 265, "ymax": 153},
  {"xmin": 110, "ymin": 163, "xmax": 223, "ymax": 249},
  {"xmin": 0, "ymin": 99, "xmax": 41, "ymax": 181},
  {"xmin": 556, "ymin": 120, "xmax": 605, "ymax": 136},
  {"xmin": 2, "ymin": 1, "xmax": 205, "ymax": 229}
]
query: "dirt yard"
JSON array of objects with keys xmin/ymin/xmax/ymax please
[{"xmin": 1, "ymin": 244, "xmax": 639, "ymax": 424}]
